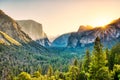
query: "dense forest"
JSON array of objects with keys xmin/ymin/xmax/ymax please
[{"xmin": 1, "ymin": 37, "xmax": 120, "ymax": 80}]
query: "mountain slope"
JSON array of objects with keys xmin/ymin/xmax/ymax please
[
  {"xmin": 17, "ymin": 20, "xmax": 51, "ymax": 46},
  {"xmin": 0, "ymin": 10, "xmax": 31, "ymax": 43},
  {"xmin": 0, "ymin": 10, "xmax": 51, "ymax": 79},
  {"xmin": 0, "ymin": 10, "xmax": 49, "ymax": 53}
]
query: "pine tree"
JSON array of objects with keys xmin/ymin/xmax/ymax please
[
  {"xmin": 89, "ymin": 37, "xmax": 108, "ymax": 80},
  {"xmin": 108, "ymin": 53, "xmax": 115, "ymax": 71},
  {"xmin": 73, "ymin": 58, "xmax": 78, "ymax": 66},
  {"xmin": 54, "ymin": 70, "xmax": 60, "ymax": 79},
  {"xmin": 47, "ymin": 65, "xmax": 53, "ymax": 77},
  {"xmin": 105, "ymin": 48, "xmax": 109, "ymax": 60},
  {"xmin": 68, "ymin": 65, "xmax": 79, "ymax": 80},
  {"xmin": 83, "ymin": 49, "xmax": 91, "ymax": 72}
]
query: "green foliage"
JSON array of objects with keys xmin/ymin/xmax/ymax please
[
  {"xmin": 18, "ymin": 72, "xmax": 31, "ymax": 80},
  {"xmin": 96, "ymin": 67, "xmax": 110, "ymax": 80},
  {"xmin": 1, "ymin": 37, "xmax": 120, "ymax": 80},
  {"xmin": 54, "ymin": 70, "xmax": 60, "ymax": 79},
  {"xmin": 113, "ymin": 64, "xmax": 120, "ymax": 80},
  {"xmin": 105, "ymin": 48, "xmax": 109, "ymax": 60},
  {"xmin": 0, "ymin": 44, "xmax": 5, "ymax": 52},
  {"xmin": 83, "ymin": 49, "xmax": 91, "ymax": 72},
  {"xmin": 68, "ymin": 66, "xmax": 79, "ymax": 80},
  {"xmin": 108, "ymin": 43, "xmax": 120, "ymax": 71},
  {"xmin": 94, "ymin": 37, "xmax": 103, "ymax": 54},
  {"xmin": 73, "ymin": 58, "xmax": 78, "ymax": 66},
  {"xmin": 89, "ymin": 37, "xmax": 107, "ymax": 80},
  {"xmin": 33, "ymin": 71, "xmax": 41, "ymax": 78},
  {"xmin": 79, "ymin": 71, "xmax": 87, "ymax": 80},
  {"xmin": 0, "ymin": 43, "xmax": 80, "ymax": 79},
  {"xmin": 47, "ymin": 65, "xmax": 53, "ymax": 77}
]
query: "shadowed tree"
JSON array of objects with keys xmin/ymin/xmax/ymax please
[
  {"xmin": 83, "ymin": 49, "xmax": 91, "ymax": 72},
  {"xmin": 73, "ymin": 58, "xmax": 78, "ymax": 66}
]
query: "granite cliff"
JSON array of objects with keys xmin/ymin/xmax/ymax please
[{"xmin": 17, "ymin": 20, "xmax": 50, "ymax": 46}]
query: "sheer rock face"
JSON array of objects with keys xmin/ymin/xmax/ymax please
[
  {"xmin": 52, "ymin": 18, "xmax": 120, "ymax": 48},
  {"xmin": 17, "ymin": 20, "xmax": 51, "ymax": 46},
  {"xmin": 0, "ymin": 10, "xmax": 31, "ymax": 43},
  {"xmin": 51, "ymin": 33, "xmax": 71, "ymax": 47}
]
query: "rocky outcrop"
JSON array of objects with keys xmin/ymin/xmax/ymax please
[
  {"xmin": 17, "ymin": 20, "xmax": 51, "ymax": 46},
  {"xmin": 0, "ymin": 31, "xmax": 21, "ymax": 45}
]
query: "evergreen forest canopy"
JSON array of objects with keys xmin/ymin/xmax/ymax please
[{"xmin": 0, "ymin": 37, "xmax": 120, "ymax": 80}]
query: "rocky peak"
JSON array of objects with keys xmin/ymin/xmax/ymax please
[
  {"xmin": 0, "ymin": 10, "xmax": 5, "ymax": 14},
  {"xmin": 77, "ymin": 25, "xmax": 93, "ymax": 32}
]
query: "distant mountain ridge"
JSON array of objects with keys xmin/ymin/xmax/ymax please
[{"xmin": 52, "ymin": 18, "xmax": 120, "ymax": 48}]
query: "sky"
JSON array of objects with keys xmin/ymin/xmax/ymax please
[{"xmin": 0, "ymin": 0, "xmax": 120, "ymax": 38}]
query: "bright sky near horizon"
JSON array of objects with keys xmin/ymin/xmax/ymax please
[{"xmin": 0, "ymin": 0, "xmax": 120, "ymax": 37}]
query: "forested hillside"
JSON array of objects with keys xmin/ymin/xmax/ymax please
[
  {"xmin": 1, "ymin": 37, "xmax": 119, "ymax": 80},
  {"xmin": 0, "ymin": 43, "xmax": 81, "ymax": 80}
]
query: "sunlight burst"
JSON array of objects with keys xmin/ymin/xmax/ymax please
[{"xmin": 89, "ymin": 17, "xmax": 113, "ymax": 28}]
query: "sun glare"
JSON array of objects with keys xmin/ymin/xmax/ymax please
[{"xmin": 89, "ymin": 17, "xmax": 113, "ymax": 28}]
